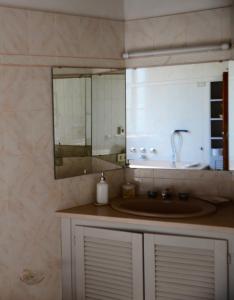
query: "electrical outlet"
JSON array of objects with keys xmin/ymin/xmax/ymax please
[{"xmin": 117, "ymin": 153, "xmax": 126, "ymax": 162}]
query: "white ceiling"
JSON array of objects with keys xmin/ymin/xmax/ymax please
[{"xmin": 0, "ymin": 0, "xmax": 231, "ymax": 20}]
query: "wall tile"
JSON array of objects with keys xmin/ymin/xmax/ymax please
[
  {"xmin": 55, "ymin": 14, "xmax": 81, "ymax": 57},
  {"xmin": 4, "ymin": 151, "xmax": 62, "ymax": 300},
  {"xmin": 60, "ymin": 177, "xmax": 82, "ymax": 208},
  {"xmin": 155, "ymin": 169, "xmax": 233, "ymax": 181},
  {"xmin": 125, "ymin": 168, "xmax": 135, "ymax": 182},
  {"xmin": 28, "ymin": 11, "xmax": 57, "ymax": 56},
  {"xmin": 186, "ymin": 8, "xmax": 229, "ymax": 45},
  {"xmin": 0, "ymin": 67, "xmax": 51, "ymax": 112},
  {"xmin": 134, "ymin": 168, "xmax": 154, "ymax": 178},
  {"xmin": 0, "ymin": 5, "xmax": 124, "ymax": 299},
  {"xmin": 0, "ymin": 7, "xmax": 28, "ymax": 54},
  {"xmin": 78, "ymin": 18, "xmax": 124, "ymax": 59},
  {"xmin": 153, "ymin": 14, "xmax": 187, "ymax": 48},
  {"xmin": 76, "ymin": 173, "xmax": 100, "ymax": 204},
  {"xmin": 0, "ymin": 67, "xmax": 29, "ymax": 112},
  {"xmin": 124, "ymin": 7, "xmax": 231, "ymax": 67},
  {"xmin": 105, "ymin": 169, "xmax": 125, "ymax": 198},
  {"xmin": 125, "ymin": 19, "xmax": 155, "ymax": 52},
  {"xmin": 153, "ymin": 177, "xmax": 220, "ymax": 197},
  {"xmin": 0, "ymin": 6, "xmax": 124, "ymax": 64},
  {"xmin": 134, "ymin": 177, "xmax": 154, "ymax": 194},
  {"xmin": 124, "ymin": 166, "xmax": 234, "ymax": 200},
  {"xmin": 4, "ymin": 110, "xmax": 52, "ymax": 157},
  {"xmin": 0, "ymin": 158, "xmax": 9, "ymax": 299},
  {"xmin": 0, "ymin": 233, "xmax": 11, "ymax": 300}
]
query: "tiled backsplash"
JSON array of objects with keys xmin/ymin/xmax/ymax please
[{"xmin": 126, "ymin": 168, "xmax": 234, "ymax": 200}]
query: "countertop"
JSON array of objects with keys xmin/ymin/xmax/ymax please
[{"xmin": 56, "ymin": 197, "xmax": 234, "ymax": 234}]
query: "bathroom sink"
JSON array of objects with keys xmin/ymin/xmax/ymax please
[{"xmin": 111, "ymin": 197, "xmax": 216, "ymax": 218}]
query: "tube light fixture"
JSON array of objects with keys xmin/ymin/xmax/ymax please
[{"xmin": 123, "ymin": 42, "xmax": 231, "ymax": 59}]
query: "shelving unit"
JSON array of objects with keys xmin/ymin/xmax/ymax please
[
  {"xmin": 210, "ymin": 99, "xmax": 222, "ymax": 102},
  {"xmin": 211, "ymin": 118, "xmax": 223, "ymax": 121},
  {"xmin": 210, "ymin": 81, "xmax": 223, "ymax": 170}
]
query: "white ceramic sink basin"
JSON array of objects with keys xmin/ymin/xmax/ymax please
[{"xmin": 111, "ymin": 197, "xmax": 216, "ymax": 218}]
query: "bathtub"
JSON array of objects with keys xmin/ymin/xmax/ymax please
[{"xmin": 128, "ymin": 160, "xmax": 209, "ymax": 170}]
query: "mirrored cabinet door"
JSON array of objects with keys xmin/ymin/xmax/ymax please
[{"xmin": 52, "ymin": 67, "xmax": 126, "ymax": 179}]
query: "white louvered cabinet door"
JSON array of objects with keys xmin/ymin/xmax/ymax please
[
  {"xmin": 144, "ymin": 234, "xmax": 228, "ymax": 300},
  {"xmin": 74, "ymin": 226, "xmax": 144, "ymax": 300}
]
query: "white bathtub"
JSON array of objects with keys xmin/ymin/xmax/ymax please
[{"xmin": 129, "ymin": 160, "xmax": 209, "ymax": 170}]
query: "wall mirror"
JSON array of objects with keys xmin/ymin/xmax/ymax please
[
  {"xmin": 52, "ymin": 67, "xmax": 126, "ymax": 179},
  {"xmin": 126, "ymin": 61, "xmax": 232, "ymax": 171}
]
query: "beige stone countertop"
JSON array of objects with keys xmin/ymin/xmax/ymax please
[{"xmin": 56, "ymin": 198, "xmax": 234, "ymax": 233}]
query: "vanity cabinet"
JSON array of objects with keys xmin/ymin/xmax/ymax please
[
  {"xmin": 67, "ymin": 225, "xmax": 228, "ymax": 300},
  {"xmin": 144, "ymin": 233, "xmax": 227, "ymax": 300},
  {"xmin": 74, "ymin": 226, "xmax": 143, "ymax": 300}
]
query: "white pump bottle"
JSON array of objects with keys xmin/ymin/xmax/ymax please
[{"xmin": 96, "ymin": 172, "xmax": 109, "ymax": 205}]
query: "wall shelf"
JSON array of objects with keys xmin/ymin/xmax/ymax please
[
  {"xmin": 211, "ymin": 137, "xmax": 223, "ymax": 140},
  {"xmin": 210, "ymin": 81, "xmax": 223, "ymax": 170},
  {"xmin": 210, "ymin": 99, "xmax": 223, "ymax": 102}
]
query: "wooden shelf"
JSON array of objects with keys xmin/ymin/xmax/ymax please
[
  {"xmin": 211, "ymin": 137, "xmax": 223, "ymax": 140},
  {"xmin": 210, "ymin": 99, "xmax": 223, "ymax": 102}
]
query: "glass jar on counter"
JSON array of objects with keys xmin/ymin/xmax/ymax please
[{"xmin": 122, "ymin": 183, "xmax": 135, "ymax": 199}]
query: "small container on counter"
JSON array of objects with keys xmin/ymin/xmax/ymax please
[{"xmin": 122, "ymin": 183, "xmax": 135, "ymax": 199}]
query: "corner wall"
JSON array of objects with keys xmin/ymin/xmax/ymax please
[{"xmin": 0, "ymin": 6, "xmax": 125, "ymax": 300}]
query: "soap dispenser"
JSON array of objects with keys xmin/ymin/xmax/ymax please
[{"xmin": 96, "ymin": 172, "xmax": 109, "ymax": 205}]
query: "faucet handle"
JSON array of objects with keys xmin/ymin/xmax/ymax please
[
  {"xmin": 150, "ymin": 148, "xmax": 157, "ymax": 153},
  {"xmin": 161, "ymin": 189, "xmax": 171, "ymax": 200}
]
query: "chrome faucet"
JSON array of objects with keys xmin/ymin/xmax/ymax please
[{"xmin": 171, "ymin": 129, "xmax": 190, "ymax": 167}]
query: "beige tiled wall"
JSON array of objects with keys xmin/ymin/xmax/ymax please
[
  {"xmin": 0, "ymin": 5, "xmax": 125, "ymax": 299},
  {"xmin": 0, "ymin": 4, "xmax": 233, "ymax": 300},
  {"xmin": 0, "ymin": 65, "xmax": 126, "ymax": 300},
  {"xmin": 125, "ymin": 7, "xmax": 232, "ymax": 68},
  {"xmin": 0, "ymin": 6, "xmax": 125, "ymax": 67},
  {"xmin": 126, "ymin": 168, "xmax": 234, "ymax": 199}
]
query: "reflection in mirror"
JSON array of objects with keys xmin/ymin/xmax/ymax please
[
  {"xmin": 126, "ymin": 62, "xmax": 230, "ymax": 171},
  {"xmin": 229, "ymin": 61, "xmax": 234, "ymax": 170},
  {"xmin": 52, "ymin": 67, "xmax": 126, "ymax": 179}
]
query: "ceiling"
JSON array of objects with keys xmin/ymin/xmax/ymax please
[{"xmin": 0, "ymin": 0, "xmax": 231, "ymax": 20}]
